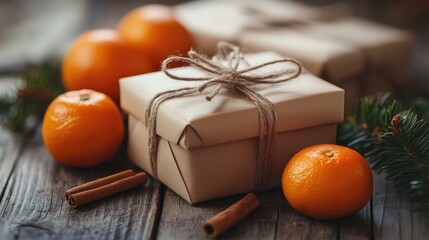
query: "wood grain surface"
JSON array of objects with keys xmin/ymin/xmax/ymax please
[
  {"xmin": 3, "ymin": 127, "xmax": 421, "ymax": 239},
  {"xmin": 0, "ymin": 132, "xmax": 164, "ymax": 239}
]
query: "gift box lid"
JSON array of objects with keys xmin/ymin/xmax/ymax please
[{"xmin": 120, "ymin": 52, "xmax": 344, "ymax": 150}]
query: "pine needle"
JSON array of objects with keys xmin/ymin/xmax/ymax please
[
  {"xmin": 0, "ymin": 61, "xmax": 64, "ymax": 135},
  {"xmin": 339, "ymin": 93, "xmax": 429, "ymax": 208}
]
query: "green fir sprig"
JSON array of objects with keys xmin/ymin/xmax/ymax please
[
  {"xmin": 339, "ymin": 94, "xmax": 429, "ymax": 206},
  {"xmin": 0, "ymin": 61, "xmax": 64, "ymax": 135}
]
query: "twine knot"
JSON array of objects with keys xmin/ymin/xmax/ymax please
[{"xmin": 145, "ymin": 42, "xmax": 302, "ymax": 191}]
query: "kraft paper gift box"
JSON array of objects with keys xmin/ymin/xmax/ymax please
[
  {"xmin": 293, "ymin": 16, "xmax": 413, "ymax": 96},
  {"xmin": 176, "ymin": 0, "xmax": 413, "ymax": 110},
  {"xmin": 120, "ymin": 51, "xmax": 344, "ymax": 204}
]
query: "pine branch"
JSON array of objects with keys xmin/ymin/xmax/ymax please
[
  {"xmin": 0, "ymin": 61, "xmax": 64, "ymax": 135},
  {"xmin": 380, "ymin": 113, "xmax": 429, "ymax": 203},
  {"xmin": 339, "ymin": 93, "xmax": 429, "ymax": 207}
]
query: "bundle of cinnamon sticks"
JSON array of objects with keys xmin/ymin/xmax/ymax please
[
  {"xmin": 65, "ymin": 169, "xmax": 148, "ymax": 208},
  {"xmin": 65, "ymin": 170, "xmax": 259, "ymax": 238}
]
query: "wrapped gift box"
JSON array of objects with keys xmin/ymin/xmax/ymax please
[
  {"xmin": 120, "ymin": 51, "xmax": 344, "ymax": 204},
  {"xmin": 295, "ymin": 16, "xmax": 413, "ymax": 96},
  {"xmin": 176, "ymin": 0, "xmax": 413, "ymax": 110}
]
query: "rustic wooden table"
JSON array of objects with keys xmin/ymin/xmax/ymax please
[
  {"xmin": 1, "ymin": 0, "xmax": 429, "ymax": 239},
  {"xmin": 1, "ymin": 125, "xmax": 429, "ymax": 240}
]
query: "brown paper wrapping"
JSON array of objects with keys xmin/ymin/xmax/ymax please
[
  {"xmin": 128, "ymin": 115, "xmax": 338, "ymax": 203},
  {"xmin": 120, "ymin": 51, "xmax": 344, "ymax": 203},
  {"xmin": 176, "ymin": 0, "xmax": 413, "ymax": 108},
  {"xmin": 295, "ymin": 17, "xmax": 413, "ymax": 93},
  {"xmin": 176, "ymin": 0, "xmax": 365, "ymax": 83}
]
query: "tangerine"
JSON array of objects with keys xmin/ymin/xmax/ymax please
[
  {"xmin": 42, "ymin": 89, "xmax": 124, "ymax": 168},
  {"xmin": 117, "ymin": 4, "xmax": 193, "ymax": 68},
  {"xmin": 281, "ymin": 144, "xmax": 373, "ymax": 220},
  {"xmin": 62, "ymin": 29, "xmax": 154, "ymax": 102}
]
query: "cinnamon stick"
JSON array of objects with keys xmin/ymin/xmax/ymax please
[
  {"xmin": 202, "ymin": 193, "xmax": 260, "ymax": 238},
  {"xmin": 65, "ymin": 170, "xmax": 148, "ymax": 208},
  {"xmin": 65, "ymin": 169, "xmax": 135, "ymax": 202}
]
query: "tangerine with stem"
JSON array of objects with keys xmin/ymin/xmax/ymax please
[
  {"xmin": 42, "ymin": 89, "xmax": 124, "ymax": 168},
  {"xmin": 282, "ymin": 144, "xmax": 373, "ymax": 220}
]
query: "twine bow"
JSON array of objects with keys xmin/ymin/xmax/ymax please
[{"xmin": 145, "ymin": 42, "xmax": 302, "ymax": 191}]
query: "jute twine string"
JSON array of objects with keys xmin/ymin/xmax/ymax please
[{"xmin": 144, "ymin": 42, "xmax": 302, "ymax": 190}]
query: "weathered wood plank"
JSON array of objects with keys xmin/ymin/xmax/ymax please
[
  {"xmin": 372, "ymin": 173, "xmax": 429, "ymax": 239},
  {"xmin": 0, "ymin": 77, "xmax": 25, "ymax": 200},
  {"xmin": 156, "ymin": 189, "xmax": 275, "ymax": 239},
  {"xmin": 338, "ymin": 201, "xmax": 372, "ymax": 240},
  {"xmin": 0, "ymin": 133, "xmax": 163, "ymax": 240},
  {"xmin": 274, "ymin": 189, "xmax": 338, "ymax": 240},
  {"xmin": 157, "ymin": 188, "xmax": 340, "ymax": 239},
  {"xmin": 157, "ymin": 174, "xmax": 377, "ymax": 240},
  {"xmin": 0, "ymin": 129, "xmax": 23, "ymax": 201}
]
